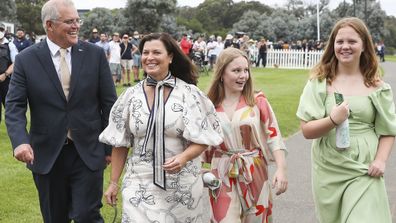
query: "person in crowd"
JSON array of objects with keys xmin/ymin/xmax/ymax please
[
  {"xmin": 224, "ymin": 34, "xmax": 233, "ymax": 49},
  {"xmin": 377, "ymin": 40, "xmax": 385, "ymax": 62},
  {"xmin": 248, "ymin": 39, "xmax": 258, "ymax": 66},
  {"xmin": 30, "ymin": 32, "xmax": 37, "ymax": 44},
  {"xmin": 100, "ymin": 32, "xmax": 223, "ymax": 223},
  {"xmin": 179, "ymin": 33, "xmax": 192, "ymax": 56},
  {"xmin": 296, "ymin": 17, "xmax": 396, "ymax": 223},
  {"xmin": 95, "ymin": 32, "xmax": 110, "ymax": 60},
  {"xmin": 205, "ymin": 47, "xmax": 288, "ymax": 222},
  {"xmin": 206, "ymin": 35, "xmax": 218, "ymax": 70},
  {"xmin": 13, "ymin": 28, "xmax": 32, "ymax": 52},
  {"xmin": 89, "ymin": 28, "xmax": 100, "ymax": 43},
  {"xmin": 5, "ymin": 0, "xmax": 117, "ymax": 222},
  {"xmin": 192, "ymin": 35, "xmax": 207, "ymax": 62},
  {"xmin": 0, "ymin": 23, "xmax": 17, "ymax": 123},
  {"xmin": 212, "ymin": 36, "xmax": 224, "ymax": 63},
  {"xmin": 120, "ymin": 33, "xmax": 133, "ymax": 86},
  {"xmin": 109, "ymin": 32, "xmax": 122, "ymax": 86},
  {"xmin": 256, "ymin": 38, "xmax": 267, "ymax": 68},
  {"xmin": 131, "ymin": 31, "xmax": 141, "ymax": 82}
]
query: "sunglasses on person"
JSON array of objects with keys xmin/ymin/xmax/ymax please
[{"xmin": 123, "ymin": 36, "xmax": 128, "ymax": 39}]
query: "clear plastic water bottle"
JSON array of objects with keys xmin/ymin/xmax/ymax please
[{"xmin": 334, "ymin": 92, "xmax": 350, "ymax": 149}]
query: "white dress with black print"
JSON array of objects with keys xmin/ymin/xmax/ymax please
[{"xmin": 99, "ymin": 77, "xmax": 223, "ymax": 223}]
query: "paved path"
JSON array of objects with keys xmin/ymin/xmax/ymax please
[{"xmin": 271, "ymin": 61, "xmax": 396, "ymax": 223}]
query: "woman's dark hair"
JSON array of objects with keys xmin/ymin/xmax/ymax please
[{"xmin": 139, "ymin": 32, "xmax": 198, "ymax": 85}]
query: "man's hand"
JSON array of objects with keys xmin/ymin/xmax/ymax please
[
  {"xmin": 14, "ymin": 144, "xmax": 34, "ymax": 164},
  {"xmin": 105, "ymin": 155, "xmax": 112, "ymax": 166},
  {"xmin": 0, "ymin": 73, "xmax": 6, "ymax": 82}
]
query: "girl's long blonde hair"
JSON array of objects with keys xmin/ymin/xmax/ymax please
[
  {"xmin": 310, "ymin": 17, "xmax": 380, "ymax": 87},
  {"xmin": 207, "ymin": 47, "xmax": 255, "ymax": 107}
]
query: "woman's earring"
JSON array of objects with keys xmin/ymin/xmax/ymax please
[{"xmin": 220, "ymin": 77, "xmax": 223, "ymax": 82}]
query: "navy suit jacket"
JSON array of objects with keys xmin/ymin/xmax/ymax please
[{"xmin": 5, "ymin": 39, "xmax": 117, "ymax": 174}]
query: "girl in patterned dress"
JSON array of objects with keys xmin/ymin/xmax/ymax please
[{"xmin": 205, "ymin": 47, "xmax": 288, "ymax": 223}]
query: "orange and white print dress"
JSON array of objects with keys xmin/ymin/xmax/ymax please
[{"xmin": 205, "ymin": 92, "xmax": 287, "ymax": 223}]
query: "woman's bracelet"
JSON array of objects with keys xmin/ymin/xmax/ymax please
[
  {"xmin": 109, "ymin": 181, "xmax": 120, "ymax": 188},
  {"xmin": 329, "ymin": 115, "xmax": 338, "ymax": 126}
]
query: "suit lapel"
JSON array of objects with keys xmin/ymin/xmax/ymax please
[
  {"xmin": 36, "ymin": 40, "xmax": 66, "ymax": 101},
  {"xmin": 69, "ymin": 41, "xmax": 85, "ymax": 101}
]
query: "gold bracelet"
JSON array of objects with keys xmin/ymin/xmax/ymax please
[{"xmin": 329, "ymin": 115, "xmax": 338, "ymax": 126}]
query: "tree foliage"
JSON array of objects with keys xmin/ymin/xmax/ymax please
[
  {"xmin": 15, "ymin": 0, "xmax": 46, "ymax": 34},
  {"xmin": 80, "ymin": 8, "xmax": 124, "ymax": 38},
  {"xmin": 6, "ymin": 0, "xmax": 396, "ymax": 50},
  {"xmin": 1, "ymin": 0, "xmax": 18, "ymax": 23},
  {"xmin": 124, "ymin": 0, "xmax": 177, "ymax": 34}
]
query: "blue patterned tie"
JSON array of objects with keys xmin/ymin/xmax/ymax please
[{"xmin": 142, "ymin": 73, "xmax": 175, "ymax": 190}]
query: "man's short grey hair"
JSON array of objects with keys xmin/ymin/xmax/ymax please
[{"xmin": 41, "ymin": 0, "xmax": 76, "ymax": 33}]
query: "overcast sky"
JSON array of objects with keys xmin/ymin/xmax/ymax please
[{"xmin": 71, "ymin": 0, "xmax": 396, "ymax": 17}]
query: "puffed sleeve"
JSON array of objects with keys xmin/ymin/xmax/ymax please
[
  {"xmin": 99, "ymin": 88, "xmax": 134, "ymax": 147},
  {"xmin": 296, "ymin": 78, "xmax": 327, "ymax": 121},
  {"xmin": 256, "ymin": 92, "xmax": 287, "ymax": 160},
  {"xmin": 369, "ymin": 82, "xmax": 396, "ymax": 136},
  {"xmin": 182, "ymin": 84, "xmax": 223, "ymax": 146}
]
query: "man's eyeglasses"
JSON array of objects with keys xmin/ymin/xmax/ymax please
[
  {"xmin": 52, "ymin": 19, "xmax": 84, "ymax": 26},
  {"xmin": 123, "ymin": 37, "xmax": 128, "ymax": 39}
]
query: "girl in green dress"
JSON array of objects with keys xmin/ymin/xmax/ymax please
[{"xmin": 297, "ymin": 17, "xmax": 396, "ymax": 223}]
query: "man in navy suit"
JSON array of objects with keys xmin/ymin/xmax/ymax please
[{"xmin": 5, "ymin": 0, "xmax": 117, "ymax": 222}]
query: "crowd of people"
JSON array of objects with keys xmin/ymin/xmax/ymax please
[{"xmin": 1, "ymin": 0, "xmax": 395, "ymax": 223}]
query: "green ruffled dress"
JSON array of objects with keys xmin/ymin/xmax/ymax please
[{"xmin": 296, "ymin": 78, "xmax": 396, "ymax": 223}]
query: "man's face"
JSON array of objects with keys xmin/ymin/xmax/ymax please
[
  {"xmin": 100, "ymin": 34, "xmax": 107, "ymax": 42},
  {"xmin": 0, "ymin": 29, "xmax": 4, "ymax": 40},
  {"xmin": 46, "ymin": 4, "xmax": 80, "ymax": 48},
  {"xmin": 122, "ymin": 35, "xmax": 129, "ymax": 43},
  {"xmin": 16, "ymin": 30, "xmax": 25, "ymax": 39}
]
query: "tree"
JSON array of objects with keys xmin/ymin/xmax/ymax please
[
  {"xmin": 1, "ymin": 0, "xmax": 18, "ymax": 23},
  {"xmin": 194, "ymin": 0, "xmax": 233, "ymax": 33},
  {"xmin": 383, "ymin": 16, "xmax": 396, "ymax": 52},
  {"xmin": 160, "ymin": 15, "xmax": 186, "ymax": 39},
  {"xmin": 332, "ymin": 0, "xmax": 385, "ymax": 42},
  {"xmin": 232, "ymin": 10, "xmax": 263, "ymax": 40},
  {"xmin": 15, "ymin": 0, "xmax": 46, "ymax": 34},
  {"xmin": 80, "ymin": 8, "xmax": 121, "ymax": 38},
  {"xmin": 1, "ymin": 0, "xmax": 17, "ymax": 23},
  {"xmin": 124, "ymin": 0, "xmax": 177, "ymax": 33}
]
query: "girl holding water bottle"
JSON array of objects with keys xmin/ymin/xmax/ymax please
[{"xmin": 297, "ymin": 17, "xmax": 396, "ymax": 223}]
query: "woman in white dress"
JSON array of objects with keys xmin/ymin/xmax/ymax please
[{"xmin": 100, "ymin": 32, "xmax": 223, "ymax": 223}]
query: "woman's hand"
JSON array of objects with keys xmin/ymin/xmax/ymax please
[
  {"xmin": 272, "ymin": 167, "xmax": 288, "ymax": 195},
  {"xmin": 104, "ymin": 182, "xmax": 119, "ymax": 206},
  {"xmin": 330, "ymin": 101, "xmax": 349, "ymax": 125},
  {"xmin": 163, "ymin": 154, "xmax": 188, "ymax": 174},
  {"xmin": 368, "ymin": 159, "xmax": 386, "ymax": 177}
]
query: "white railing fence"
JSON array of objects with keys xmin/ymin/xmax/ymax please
[{"xmin": 265, "ymin": 49, "xmax": 324, "ymax": 69}]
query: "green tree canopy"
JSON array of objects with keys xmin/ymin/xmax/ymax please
[
  {"xmin": 1, "ymin": 0, "xmax": 18, "ymax": 23},
  {"xmin": 15, "ymin": 0, "xmax": 46, "ymax": 35},
  {"xmin": 124, "ymin": 0, "xmax": 177, "ymax": 34},
  {"xmin": 80, "ymin": 8, "xmax": 127, "ymax": 39}
]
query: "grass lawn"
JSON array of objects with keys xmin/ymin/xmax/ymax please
[
  {"xmin": 0, "ymin": 67, "xmax": 309, "ymax": 222},
  {"xmin": 385, "ymin": 55, "xmax": 396, "ymax": 62}
]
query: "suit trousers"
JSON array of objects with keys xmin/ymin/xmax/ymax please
[
  {"xmin": 0, "ymin": 77, "xmax": 9, "ymax": 122},
  {"xmin": 32, "ymin": 141, "xmax": 104, "ymax": 223}
]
